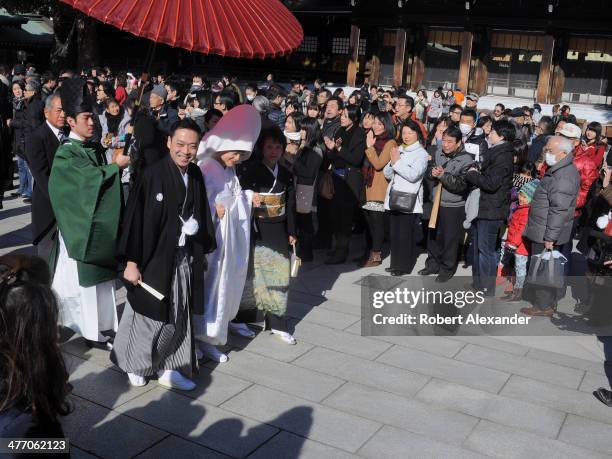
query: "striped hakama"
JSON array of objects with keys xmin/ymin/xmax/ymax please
[{"xmin": 112, "ymin": 248, "xmax": 194, "ymax": 377}]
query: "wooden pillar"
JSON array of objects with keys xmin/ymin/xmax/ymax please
[
  {"xmin": 457, "ymin": 31, "xmax": 473, "ymax": 93},
  {"xmin": 410, "ymin": 51, "xmax": 425, "ymax": 91},
  {"xmin": 536, "ymin": 34, "xmax": 555, "ymax": 104},
  {"xmin": 393, "ymin": 29, "xmax": 407, "ymax": 87},
  {"xmin": 367, "ymin": 55, "xmax": 381, "ymax": 86},
  {"xmin": 347, "ymin": 25, "xmax": 360, "ymax": 87},
  {"xmin": 549, "ymin": 63, "xmax": 565, "ymax": 104},
  {"xmin": 470, "ymin": 58, "xmax": 488, "ymax": 95}
]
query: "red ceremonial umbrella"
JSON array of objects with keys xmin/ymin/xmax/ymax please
[{"xmin": 60, "ymin": 0, "xmax": 303, "ymax": 59}]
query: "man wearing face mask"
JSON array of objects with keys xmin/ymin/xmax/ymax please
[
  {"xmin": 460, "ymin": 109, "xmax": 487, "ymax": 162},
  {"xmin": 245, "ymin": 83, "xmax": 258, "ymax": 104},
  {"xmin": 521, "ymin": 136, "xmax": 580, "ymax": 317}
]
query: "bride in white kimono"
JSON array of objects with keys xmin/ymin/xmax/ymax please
[{"xmin": 193, "ymin": 105, "xmax": 262, "ymax": 362}]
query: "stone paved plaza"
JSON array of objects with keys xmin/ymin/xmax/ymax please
[{"xmin": 1, "ymin": 192, "xmax": 612, "ymax": 458}]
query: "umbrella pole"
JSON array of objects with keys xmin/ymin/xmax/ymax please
[
  {"xmin": 122, "ymin": 41, "xmax": 157, "ymax": 173},
  {"xmin": 136, "ymin": 41, "xmax": 158, "ymax": 108}
]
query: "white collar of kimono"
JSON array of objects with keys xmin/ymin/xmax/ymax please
[
  {"xmin": 180, "ymin": 170, "xmax": 188, "ymax": 188},
  {"xmin": 265, "ymin": 162, "xmax": 278, "ymax": 178},
  {"xmin": 68, "ymin": 131, "xmax": 85, "ymax": 142},
  {"xmin": 196, "ymin": 104, "xmax": 262, "ymax": 165}
]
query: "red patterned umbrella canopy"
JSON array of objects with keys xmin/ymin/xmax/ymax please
[{"xmin": 60, "ymin": 0, "xmax": 303, "ymax": 59}]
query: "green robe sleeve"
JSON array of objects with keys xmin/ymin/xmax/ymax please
[{"xmin": 49, "ymin": 141, "xmax": 122, "ymax": 286}]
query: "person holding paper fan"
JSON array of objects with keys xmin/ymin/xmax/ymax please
[{"xmin": 112, "ymin": 119, "xmax": 216, "ymax": 390}]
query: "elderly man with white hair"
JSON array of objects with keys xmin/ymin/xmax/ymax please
[{"xmin": 521, "ymin": 136, "xmax": 580, "ymax": 317}]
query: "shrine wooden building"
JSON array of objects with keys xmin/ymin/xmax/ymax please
[{"xmin": 283, "ymin": 0, "xmax": 612, "ymax": 104}]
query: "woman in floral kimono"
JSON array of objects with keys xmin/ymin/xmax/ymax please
[{"xmin": 239, "ymin": 126, "xmax": 297, "ymax": 344}]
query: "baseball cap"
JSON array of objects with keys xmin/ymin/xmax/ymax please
[
  {"xmin": 557, "ymin": 123, "xmax": 581, "ymax": 139},
  {"xmin": 466, "ymin": 93, "xmax": 479, "ymax": 102}
]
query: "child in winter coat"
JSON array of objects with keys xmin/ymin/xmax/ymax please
[{"xmin": 501, "ymin": 179, "xmax": 539, "ymax": 301}]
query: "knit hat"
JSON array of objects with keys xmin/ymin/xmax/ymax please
[
  {"xmin": 151, "ymin": 84, "xmax": 168, "ymax": 100},
  {"xmin": 519, "ymin": 179, "xmax": 539, "ymax": 203}
]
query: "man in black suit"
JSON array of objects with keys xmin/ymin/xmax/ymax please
[{"xmin": 27, "ymin": 92, "xmax": 66, "ymax": 262}]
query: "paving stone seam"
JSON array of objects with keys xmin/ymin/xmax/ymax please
[
  {"xmin": 219, "ymin": 383, "xmax": 384, "ymax": 454},
  {"xmin": 458, "ymin": 418, "xmax": 487, "ymax": 453},
  {"xmin": 70, "ymin": 444, "xmax": 103, "ymax": 458},
  {"xmin": 576, "ymin": 367, "xmax": 589, "ymax": 391},
  {"xmin": 61, "ymin": 347, "xmax": 123, "ymax": 374},
  {"xmin": 100, "ymin": 389, "xmax": 277, "ymax": 458},
  {"xmin": 374, "ymin": 345, "xmax": 511, "ymax": 395},
  {"xmin": 493, "ymin": 370, "xmax": 514, "ymax": 396},
  {"xmin": 317, "ymin": 380, "xmax": 350, "ymax": 405},
  {"xmin": 289, "ymin": 330, "xmax": 393, "ymax": 362},
  {"xmin": 292, "ymin": 348, "xmax": 434, "ymax": 400},
  {"xmin": 131, "ymin": 433, "xmax": 172, "ymax": 458},
  {"xmin": 241, "ymin": 429, "xmax": 284, "ymax": 458},
  {"xmin": 454, "ymin": 344, "xmax": 586, "ymax": 391},
  {"xmin": 555, "ymin": 412, "xmax": 569, "ymax": 441},
  {"xmin": 554, "ymin": 414, "xmax": 612, "ymax": 457},
  {"xmin": 341, "ymin": 316, "xmax": 362, "ymax": 330},
  {"xmin": 320, "ymin": 381, "xmax": 486, "ymax": 447},
  {"xmin": 353, "ymin": 422, "xmax": 386, "ymax": 457},
  {"xmin": 204, "ymin": 349, "xmax": 348, "ymax": 402},
  {"xmin": 516, "ymin": 349, "xmax": 605, "ymax": 376},
  {"xmin": 203, "ymin": 381, "xmax": 256, "ymax": 408}
]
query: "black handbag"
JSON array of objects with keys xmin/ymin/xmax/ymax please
[{"xmin": 389, "ymin": 188, "xmax": 419, "ymax": 213}]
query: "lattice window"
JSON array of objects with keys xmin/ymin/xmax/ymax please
[
  {"xmin": 359, "ymin": 39, "xmax": 367, "ymax": 56},
  {"xmin": 332, "ymin": 37, "xmax": 350, "ymax": 54},
  {"xmin": 298, "ymin": 36, "xmax": 318, "ymax": 53}
]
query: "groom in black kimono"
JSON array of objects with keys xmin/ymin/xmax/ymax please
[{"xmin": 112, "ymin": 118, "xmax": 216, "ymax": 390}]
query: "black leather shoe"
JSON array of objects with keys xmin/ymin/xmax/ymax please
[
  {"xmin": 593, "ymin": 388, "xmax": 612, "ymax": 407},
  {"xmin": 390, "ymin": 270, "xmax": 409, "ymax": 277},
  {"xmin": 385, "ymin": 267, "xmax": 393, "ymax": 273},
  {"xmin": 23, "ymin": 197, "xmax": 32, "ymax": 204},
  {"xmin": 418, "ymin": 268, "xmax": 437, "ymax": 276},
  {"xmin": 435, "ymin": 272, "xmax": 454, "ymax": 283}
]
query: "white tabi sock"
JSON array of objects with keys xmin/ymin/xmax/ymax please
[
  {"xmin": 198, "ymin": 342, "xmax": 228, "ymax": 363},
  {"xmin": 271, "ymin": 329, "xmax": 297, "ymax": 345},
  {"xmin": 229, "ymin": 322, "xmax": 256, "ymax": 338}
]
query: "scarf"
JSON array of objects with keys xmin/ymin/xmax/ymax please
[
  {"xmin": 373, "ymin": 135, "xmax": 390, "ymax": 156},
  {"xmin": 12, "ymin": 97, "xmax": 24, "ymax": 112},
  {"xmin": 105, "ymin": 110, "xmax": 122, "ymax": 135},
  {"xmin": 363, "ymin": 134, "xmax": 391, "ymax": 187}
]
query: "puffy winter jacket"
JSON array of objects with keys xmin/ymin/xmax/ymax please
[
  {"xmin": 573, "ymin": 144, "xmax": 602, "ymax": 216},
  {"xmin": 524, "ymin": 153, "xmax": 580, "ymax": 245},
  {"xmin": 505, "ymin": 204, "xmax": 530, "ymax": 256}
]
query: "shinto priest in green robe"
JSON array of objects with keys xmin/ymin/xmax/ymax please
[{"xmin": 49, "ymin": 78, "xmax": 122, "ymax": 344}]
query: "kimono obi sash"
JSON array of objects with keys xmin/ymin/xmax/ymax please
[{"xmin": 255, "ymin": 191, "xmax": 286, "ymax": 219}]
